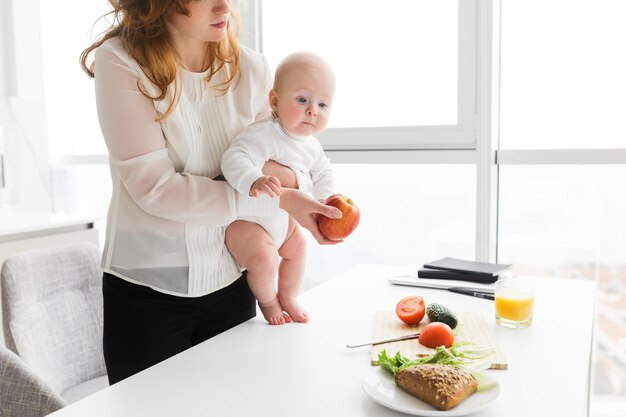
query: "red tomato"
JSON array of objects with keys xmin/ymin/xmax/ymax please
[
  {"xmin": 395, "ymin": 296, "xmax": 426, "ymax": 325},
  {"xmin": 419, "ymin": 322, "xmax": 455, "ymax": 348}
]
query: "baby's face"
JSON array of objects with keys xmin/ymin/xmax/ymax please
[{"xmin": 270, "ymin": 66, "xmax": 335, "ymax": 137}]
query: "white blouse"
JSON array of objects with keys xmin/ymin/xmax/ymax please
[{"xmin": 94, "ymin": 38, "xmax": 279, "ymax": 297}]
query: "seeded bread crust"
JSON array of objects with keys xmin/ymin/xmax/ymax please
[{"xmin": 395, "ymin": 364, "xmax": 477, "ymax": 411}]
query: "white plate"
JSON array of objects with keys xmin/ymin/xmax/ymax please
[{"xmin": 361, "ymin": 366, "xmax": 500, "ymax": 416}]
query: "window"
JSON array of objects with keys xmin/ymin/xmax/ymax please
[
  {"xmin": 41, "ymin": 1, "xmax": 109, "ymax": 156},
  {"xmin": 497, "ymin": 165, "xmax": 626, "ymax": 416},
  {"xmin": 499, "ymin": 0, "xmax": 626, "ymax": 149},
  {"xmin": 498, "ymin": 166, "xmax": 626, "ymax": 278},
  {"xmin": 303, "ymin": 164, "xmax": 476, "ymax": 288},
  {"xmin": 40, "ymin": 0, "xmax": 111, "ymax": 237},
  {"xmin": 498, "ymin": 1, "xmax": 626, "ymax": 414},
  {"xmin": 253, "ymin": 0, "xmax": 478, "ymax": 150}
]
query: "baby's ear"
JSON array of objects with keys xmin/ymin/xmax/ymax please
[{"xmin": 269, "ymin": 89, "xmax": 279, "ymax": 111}]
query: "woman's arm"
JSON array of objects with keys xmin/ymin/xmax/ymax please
[
  {"xmin": 95, "ymin": 45, "xmax": 238, "ymax": 226},
  {"xmin": 264, "ymin": 162, "xmax": 339, "ymax": 244},
  {"xmin": 279, "ymin": 188, "xmax": 342, "ymax": 245}
]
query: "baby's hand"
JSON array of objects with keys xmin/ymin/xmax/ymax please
[{"xmin": 250, "ymin": 175, "xmax": 283, "ymax": 198}]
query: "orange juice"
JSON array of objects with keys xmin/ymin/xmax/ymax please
[{"xmin": 495, "ymin": 290, "xmax": 534, "ymax": 323}]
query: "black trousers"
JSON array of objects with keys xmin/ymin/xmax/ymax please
[{"xmin": 102, "ymin": 272, "xmax": 256, "ymax": 385}]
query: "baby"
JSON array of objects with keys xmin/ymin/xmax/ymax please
[{"xmin": 221, "ymin": 52, "xmax": 336, "ymax": 325}]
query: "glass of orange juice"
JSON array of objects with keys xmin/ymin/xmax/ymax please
[{"xmin": 495, "ymin": 278, "xmax": 534, "ymax": 328}]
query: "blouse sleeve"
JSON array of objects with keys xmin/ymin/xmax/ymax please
[{"xmin": 94, "ymin": 45, "xmax": 276, "ymax": 226}]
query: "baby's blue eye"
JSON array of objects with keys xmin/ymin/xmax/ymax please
[
  {"xmin": 319, "ymin": 103, "xmax": 328, "ymax": 109},
  {"xmin": 297, "ymin": 97, "xmax": 307, "ymax": 103}
]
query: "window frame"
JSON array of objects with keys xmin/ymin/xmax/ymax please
[{"xmin": 240, "ymin": 0, "xmax": 479, "ymax": 151}]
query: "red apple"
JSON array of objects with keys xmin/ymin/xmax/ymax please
[{"xmin": 317, "ymin": 194, "xmax": 360, "ymax": 241}]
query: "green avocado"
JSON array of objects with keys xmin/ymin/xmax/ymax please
[{"xmin": 425, "ymin": 303, "xmax": 458, "ymax": 329}]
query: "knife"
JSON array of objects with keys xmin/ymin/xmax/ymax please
[
  {"xmin": 447, "ymin": 287, "xmax": 494, "ymax": 300},
  {"xmin": 346, "ymin": 332, "xmax": 421, "ymax": 348},
  {"xmin": 388, "ymin": 278, "xmax": 495, "ymax": 300}
]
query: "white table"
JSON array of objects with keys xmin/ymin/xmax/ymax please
[{"xmin": 49, "ymin": 264, "xmax": 595, "ymax": 417}]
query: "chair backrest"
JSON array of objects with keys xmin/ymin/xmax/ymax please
[
  {"xmin": 0, "ymin": 344, "xmax": 66, "ymax": 416},
  {"xmin": 1, "ymin": 243, "xmax": 106, "ymax": 395}
]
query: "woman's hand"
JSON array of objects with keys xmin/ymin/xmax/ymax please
[{"xmin": 280, "ymin": 189, "xmax": 343, "ymax": 245}]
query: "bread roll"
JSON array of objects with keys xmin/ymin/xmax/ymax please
[{"xmin": 395, "ymin": 364, "xmax": 477, "ymax": 410}]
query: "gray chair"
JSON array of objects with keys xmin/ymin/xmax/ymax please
[
  {"xmin": 0, "ymin": 344, "xmax": 66, "ymax": 416},
  {"xmin": 1, "ymin": 243, "xmax": 108, "ymax": 404}
]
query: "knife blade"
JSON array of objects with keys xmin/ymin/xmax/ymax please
[
  {"xmin": 388, "ymin": 278, "xmax": 495, "ymax": 300},
  {"xmin": 346, "ymin": 332, "xmax": 421, "ymax": 348}
]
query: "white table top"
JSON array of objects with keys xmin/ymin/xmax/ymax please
[{"xmin": 49, "ymin": 264, "xmax": 595, "ymax": 417}]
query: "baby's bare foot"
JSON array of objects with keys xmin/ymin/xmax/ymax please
[
  {"xmin": 258, "ymin": 298, "xmax": 292, "ymax": 325},
  {"xmin": 278, "ymin": 295, "xmax": 309, "ymax": 323}
]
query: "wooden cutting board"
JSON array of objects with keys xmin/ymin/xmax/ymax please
[{"xmin": 370, "ymin": 311, "xmax": 508, "ymax": 369}]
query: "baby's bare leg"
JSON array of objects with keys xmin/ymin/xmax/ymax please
[
  {"xmin": 225, "ymin": 220, "xmax": 291, "ymax": 325},
  {"xmin": 277, "ymin": 217, "xmax": 309, "ymax": 323}
]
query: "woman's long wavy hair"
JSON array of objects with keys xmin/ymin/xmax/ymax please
[{"xmin": 80, "ymin": 0, "xmax": 241, "ymax": 120}]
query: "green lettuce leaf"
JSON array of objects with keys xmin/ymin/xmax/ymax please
[{"xmin": 377, "ymin": 341, "xmax": 496, "ymax": 390}]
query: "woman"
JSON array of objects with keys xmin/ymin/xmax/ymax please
[{"xmin": 80, "ymin": 0, "xmax": 341, "ymax": 384}]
